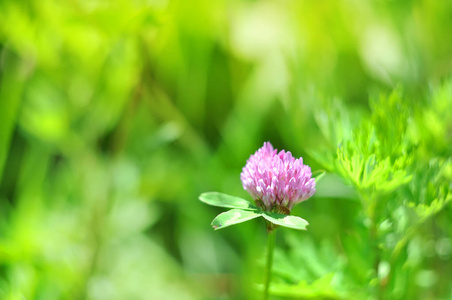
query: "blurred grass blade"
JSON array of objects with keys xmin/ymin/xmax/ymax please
[
  {"xmin": 0, "ymin": 51, "xmax": 23, "ymax": 184},
  {"xmin": 262, "ymin": 212, "xmax": 309, "ymax": 230},
  {"xmin": 211, "ymin": 208, "xmax": 262, "ymax": 230},
  {"xmin": 199, "ymin": 192, "xmax": 258, "ymax": 210}
]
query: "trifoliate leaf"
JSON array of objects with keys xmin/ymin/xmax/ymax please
[
  {"xmin": 211, "ymin": 208, "xmax": 262, "ymax": 230},
  {"xmin": 262, "ymin": 212, "xmax": 309, "ymax": 230},
  {"xmin": 199, "ymin": 192, "xmax": 258, "ymax": 210}
]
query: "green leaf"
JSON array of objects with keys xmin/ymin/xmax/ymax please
[
  {"xmin": 270, "ymin": 273, "xmax": 340, "ymax": 298},
  {"xmin": 199, "ymin": 192, "xmax": 257, "ymax": 210},
  {"xmin": 262, "ymin": 212, "xmax": 309, "ymax": 230},
  {"xmin": 211, "ymin": 209, "xmax": 262, "ymax": 230},
  {"xmin": 312, "ymin": 170, "xmax": 326, "ymax": 183}
]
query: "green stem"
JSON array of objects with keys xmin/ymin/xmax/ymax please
[
  {"xmin": 263, "ymin": 228, "xmax": 276, "ymax": 300},
  {"xmin": 367, "ymin": 195, "xmax": 382, "ymax": 299}
]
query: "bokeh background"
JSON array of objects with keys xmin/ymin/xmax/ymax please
[{"xmin": 0, "ymin": 0, "xmax": 451, "ymax": 299}]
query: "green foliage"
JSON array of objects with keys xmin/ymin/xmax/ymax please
[
  {"xmin": 261, "ymin": 213, "xmax": 308, "ymax": 231},
  {"xmin": 200, "ymin": 192, "xmax": 258, "ymax": 210},
  {"xmin": 402, "ymin": 159, "xmax": 452, "ymax": 222},
  {"xmin": 320, "ymin": 90, "xmax": 414, "ymax": 196},
  {"xmin": 199, "ymin": 193, "xmax": 309, "ymax": 231},
  {"xmin": 271, "ymin": 273, "xmax": 338, "ymax": 299},
  {"xmin": 312, "ymin": 86, "xmax": 452, "ymax": 298},
  {"xmin": 0, "ymin": 52, "xmax": 23, "ymax": 184},
  {"xmin": 211, "ymin": 209, "xmax": 262, "ymax": 230},
  {"xmin": 312, "ymin": 170, "xmax": 326, "ymax": 183}
]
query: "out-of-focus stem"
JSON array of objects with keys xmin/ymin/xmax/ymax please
[
  {"xmin": 368, "ymin": 196, "xmax": 382, "ymax": 300},
  {"xmin": 263, "ymin": 228, "xmax": 276, "ymax": 300}
]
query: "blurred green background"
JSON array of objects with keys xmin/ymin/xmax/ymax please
[{"xmin": 0, "ymin": 0, "xmax": 451, "ymax": 299}]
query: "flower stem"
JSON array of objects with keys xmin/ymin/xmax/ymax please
[{"xmin": 263, "ymin": 228, "xmax": 276, "ymax": 300}]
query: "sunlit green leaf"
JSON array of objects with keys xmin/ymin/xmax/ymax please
[
  {"xmin": 211, "ymin": 209, "xmax": 262, "ymax": 230},
  {"xmin": 262, "ymin": 212, "xmax": 309, "ymax": 230},
  {"xmin": 199, "ymin": 192, "xmax": 258, "ymax": 210},
  {"xmin": 270, "ymin": 273, "xmax": 340, "ymax": 298}
]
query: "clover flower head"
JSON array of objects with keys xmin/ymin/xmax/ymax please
[{"xmin": 240, "ymin": 142, "xmax": 316, "ymax": 213}]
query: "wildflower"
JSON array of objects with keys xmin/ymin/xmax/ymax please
[{"xmin": 240, "ymin": 142, "xmax": 316, "ymax": 213}]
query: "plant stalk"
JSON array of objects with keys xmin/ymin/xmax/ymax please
[
  {"xmin": 263, "ymin": 227, "xmax": 276, "ymax": 300},
  {"xmin": 368, "ymin": 196, "xmax": 382, "ymax": 300}
]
